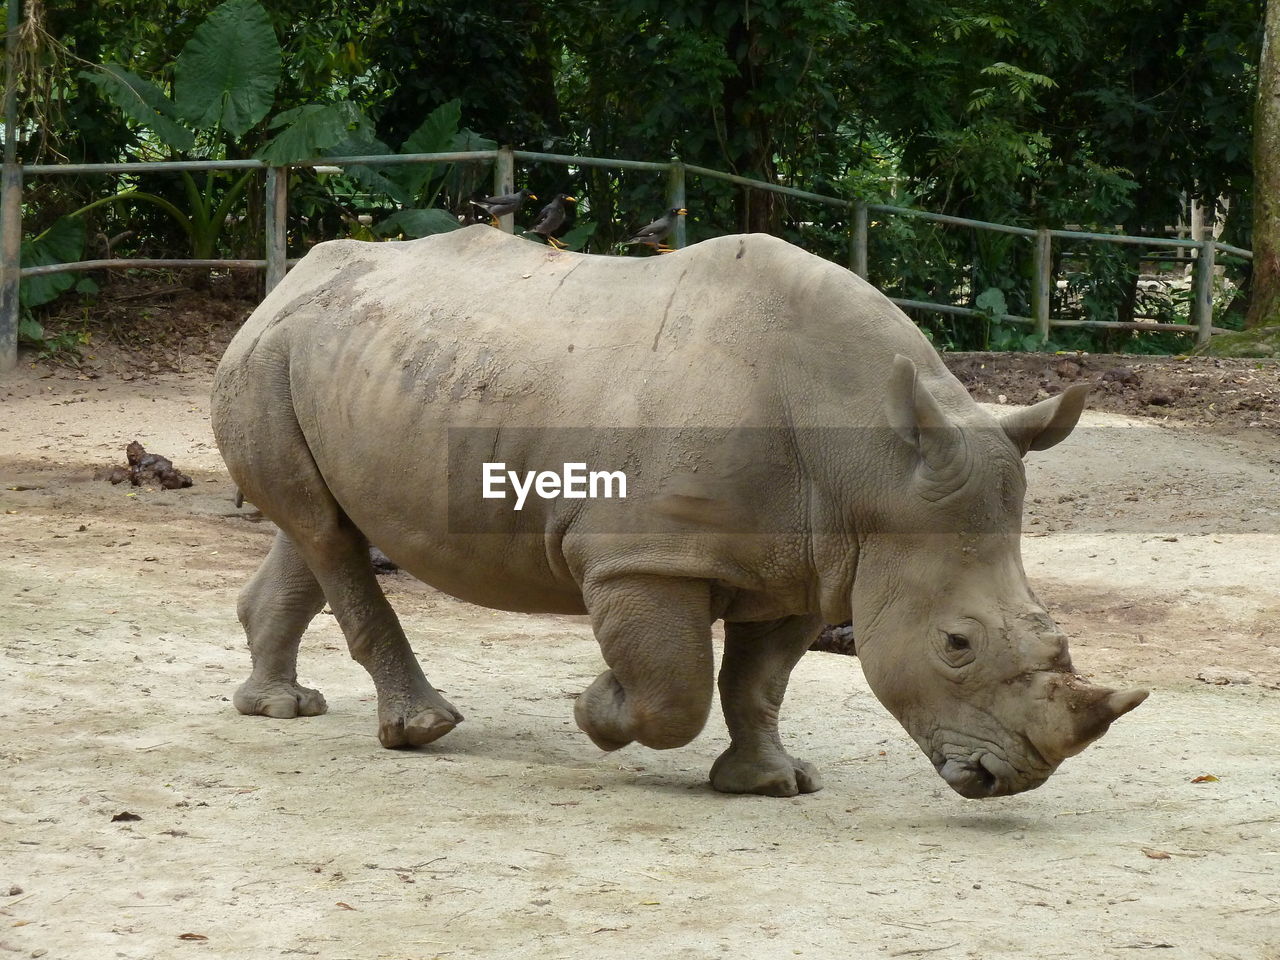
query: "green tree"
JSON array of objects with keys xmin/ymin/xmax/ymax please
[
  {"xmin": 361, "ymin": 0, "xmax": 559, "ymax": 148},
  {"xmin": 84, "ymin": 0, "xmax": 390, "ymax": 257},
  {"xmin": 17, "ymin": 0, "xmax": 1271, "ymax": 353}
]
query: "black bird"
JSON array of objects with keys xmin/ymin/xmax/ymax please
[
  {"xmin": 470, "ymin": 188, "xmax": 537, "ymax": 226},
  {"xmin": 526, "ymin": 194, "xmax": 577, "ymax": 248},
  {"xmin": 622, "ymin": 207, "xmax": 687, "ymax": 253}
]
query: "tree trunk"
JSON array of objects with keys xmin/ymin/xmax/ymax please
[
  {"xmin": 720, "ymin": 16, "xmax": 781, "ymax": 235},
  {"xmin": 1247, "ymin": 0, "xmax": 1280, "ymax": 329}
]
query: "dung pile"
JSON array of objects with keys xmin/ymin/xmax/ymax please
[{"xmin": 98, "ymin": 441, "xmax": 193, "ymax": 490}]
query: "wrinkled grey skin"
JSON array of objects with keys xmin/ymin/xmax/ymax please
[{"xmin": 211, "ymin": 226, "xmax": 1146, "ymax": 799}]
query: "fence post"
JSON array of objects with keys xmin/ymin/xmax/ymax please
[
  {"xmin": 264, "ymin": 167, "xmax": 288, "ymax": 293},
  {"xmin": 667, "ymin": 160, "xmax": 686, "ymax": 249},
  {"xmin": 0, "ymin": 164, "xmax": 20, "ymax": 371},
  {"xmin": 495, "ymin": 145, "xmax": 515, "ymax": 234},
  {"xmin": 1, "ymin": 0, "xmax": 21, "ymax": 371},
  {"xmin": 850, "ymin": 200, "xmax": 868, "ymax": 278},
  {"xmin": 1193, "ymin": 239, "xmax": 1216, "ymax": 345},
  {"xmin": 1031, "ymin": 227, "xmax": 1052, "ymax": 343}
]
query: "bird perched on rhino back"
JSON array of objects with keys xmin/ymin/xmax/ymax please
[
  {"xmin": 622, "ymin": 207, "xmax": 687, "ymax": 253},
  {"xmin": 470, "ymin": 188, "xmax": 537, "ymax": 226},
  {"xmin": 526, "ymin": 193, "xmax": 576, "ymax": 248}
]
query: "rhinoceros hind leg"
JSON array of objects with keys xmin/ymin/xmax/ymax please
[
  {"xmin": 220, "ymin": 351, "xmax": 460, "ymax": 746},
  {"xmin": 290, "ymin": 528, "xmax": 463, "ymax": 750},
  {"xmin": 575, "ymin": 576, "xmax": 714, "ymax": 752},
  {"xmin": 711, "ymin": 613, "xmax": 825, "ymax": 796},
  {"xmin": 378, "ymin": 699, "xmax": 464, "ymax": 749},
  {"xmin": 235, "ymin": 463, "xmax": 461, "ymax": 747},
  {"xmin": 233, "ymin": 530, "xmax": 329, "ymax": 720},
  {"xmin": 301, "ymin": 532, "xmax": 463, "ymax": 750}
]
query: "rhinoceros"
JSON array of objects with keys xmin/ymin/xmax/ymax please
[{"xmin": 211, "ymin": 225, "xmax": 1146, "ymax": 799}]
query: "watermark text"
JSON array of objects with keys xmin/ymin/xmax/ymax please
[{"xmin": 482, "ymin": 462, "xmax": 627, "ymax": 511}]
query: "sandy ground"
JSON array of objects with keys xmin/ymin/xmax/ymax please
[{"xmin": 1, "ymin": 366, "xmax": 1278, "ymax": 960}]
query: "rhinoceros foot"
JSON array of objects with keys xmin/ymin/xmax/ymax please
[
  {"xmin": 710, "ymin": 745, "xmax": 823, "ymax": 797},
  {"xmin": 574, "ymin": 667, "xmax": 709, "ymax": 752},
  {"xmin": 233, "ymin": 678, "xmax": 328, "ymax": 719},
  {"xmin": 377, "ymin": 697, "xmax": 464, "ymax": 749}
]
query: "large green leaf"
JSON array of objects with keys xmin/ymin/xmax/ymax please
[
  {"xmin": 394, "ymin": 99, "xmax": 462, "ymax": 198},
  {"xmin": 81, "ymin": 65, "xmax": 195, "ymax": 152},
  {"xmin": 257, "ymin": 102, "xmax": 368, "ymax": 165},
  {"xmin": 20, "ymin": 217, "xmax": 86, "ymax": 309},
  {"xmin": 328, "ymin": 134, "xmax": 410, "ymax": 204},
  {"xmin": 375, "ymin": 208, "xmax": 462, "ymax": 238},
  {"xmin": 450, "ymin": 128, "xmax": 497, "ymax": 154},
  {"xmin": 401, "ymin": 99, "xmax": 462, "ymax": 156},
  {"xmin": 174, "ymin": 0, "xmax": 281, "ymax": 138},
  {"xmin": 558, "ymin": 221, "xmax": 597, "ymax": 252},
  {"xmin": 975, "ymin": 286, "xmax": 1009, "ymax": 319},
  {"xmin": 17, "ymin": 317, "xmax": 45, "ymax": 345},
  {"xmin": 441, "ymin": 128, "xmax": 498, "ymax": 203}
]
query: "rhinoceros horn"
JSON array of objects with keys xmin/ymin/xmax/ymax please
[
  {"xmin": 1047, "ymin": 682, "xmax": 1150, "ymax": 761},
  {"xmin": 1073, "ymin": 684, "xmax": 1149, "ymax": 750}
]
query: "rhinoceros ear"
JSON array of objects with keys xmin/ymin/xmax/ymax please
[
  {"xmin": 885, "ymin": 354, "xmax": 963, "ymax": 474},
  {"xmin": 1000, "ymin": 384, "xmax": 1091, "ymax": 456}
]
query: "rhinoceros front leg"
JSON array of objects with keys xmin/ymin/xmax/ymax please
[
  {"xmin": 233, "ymin": 530, "xmax": 329, "ymax": 719},
  {"xmin": 711, "ymin": 613, "xmax": 825, "ymax": 797},
  {"xmin": 575, "ymin": 576, "xmax": 714, "ymax": 752}
]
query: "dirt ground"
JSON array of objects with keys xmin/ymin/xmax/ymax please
[
  {"xmin": 944, "ymin": 351, "xmax": 1280, "ymax": 435},
  {"xmin": 2, "ymin": 327, "xmax": 1279, "ymax": 959}
]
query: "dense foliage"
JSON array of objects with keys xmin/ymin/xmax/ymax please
[{"xmin": 9, "ymin": 0, "xmax": 1267, "ymax": 351}]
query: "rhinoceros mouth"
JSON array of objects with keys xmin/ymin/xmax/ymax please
[{"xmin": 934, "ymin": 752, "xmax": 1037, "ymax": 799}]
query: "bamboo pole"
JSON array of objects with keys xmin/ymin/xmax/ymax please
[
  {"xmin": 866, "ymin": 203, "xmax": 1037, "ymax": 237},
  {"xmin": 494, "ymin": 145, "xmax": 515, "ymax": 234},
  {"xmin": 889, "ymin": 298, "xmax": 1036, "ymax": 326},
  {"xmin": 1032, "ymin": 228, "xmax": 1052, "ymax": 343},
  {"xmin": 1048, "ymin": 227, "xmax": 1203, "ymax": 249},
  {"xmin": 0, "ymin": 164, "xmax": 19, "ymax": 371},
  {"xmin": 25, "ymin": 152, "xmax": 499, "ymax": 176},
  {"xmin": 686, "ymin": 163, "xmax": 852, "ymax": 208},
  {"xmin": 1193, "ymin": 239, "xmax": 1217, "ymax": 345},
  {"xmin": 1, "ymin": 0, "xmax": 21, "ymax": 370},
  {"xmin": 21, "ymin": 258, "xmax": 267, "ymax": 275},
  {"xmin": 512, "ymin": 149, "xmax": 667, "ymax": 173},
  {"xmin": 264, "ymin": 167, "xmax": 288, "ymax": 293},
  {"xmin": 667, "ymin": 160, "xmax": 686, "ymax": 249},
  {"xmin": 850, "ymin": 201, "xmax": 868, "ymax": 278}
]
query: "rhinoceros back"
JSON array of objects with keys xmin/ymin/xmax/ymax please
[{"xmin": 216, "ymin": 225, "xmax": 952, "ymax": 436}]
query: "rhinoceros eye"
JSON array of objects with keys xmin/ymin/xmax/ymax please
[{"xmin": 937, "ymin": 624, "xmax": 980, "ymax": 669}]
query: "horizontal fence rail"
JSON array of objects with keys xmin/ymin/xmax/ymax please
[
  {"xmin": 868, "ymin": 203, "xmax": 1039, "ymax": 237},
  {"xmin": 0, "ymin": 145, "xmax": 1251, "ymax": 369},
  {"xmin": 20, "ymin": 258, "xmax": 268, "ymax": 276}
]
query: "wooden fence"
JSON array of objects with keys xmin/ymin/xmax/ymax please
[{"xmin": 0, "ymin": 145, "xmax": 1251, "ymax": 371}]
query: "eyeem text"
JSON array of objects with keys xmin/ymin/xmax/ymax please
[{"xmin": 482, "ymin": 462, "xmax": 628, "ymax": 511}]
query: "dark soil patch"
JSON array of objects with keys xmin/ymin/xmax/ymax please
[
  {"xmin": 943, "ymin": 351, "xmax": 1280, "ymax": 434},
  {"xmin": 26, "ymin": 270, "xmax": 259, "ymax": 378}
]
